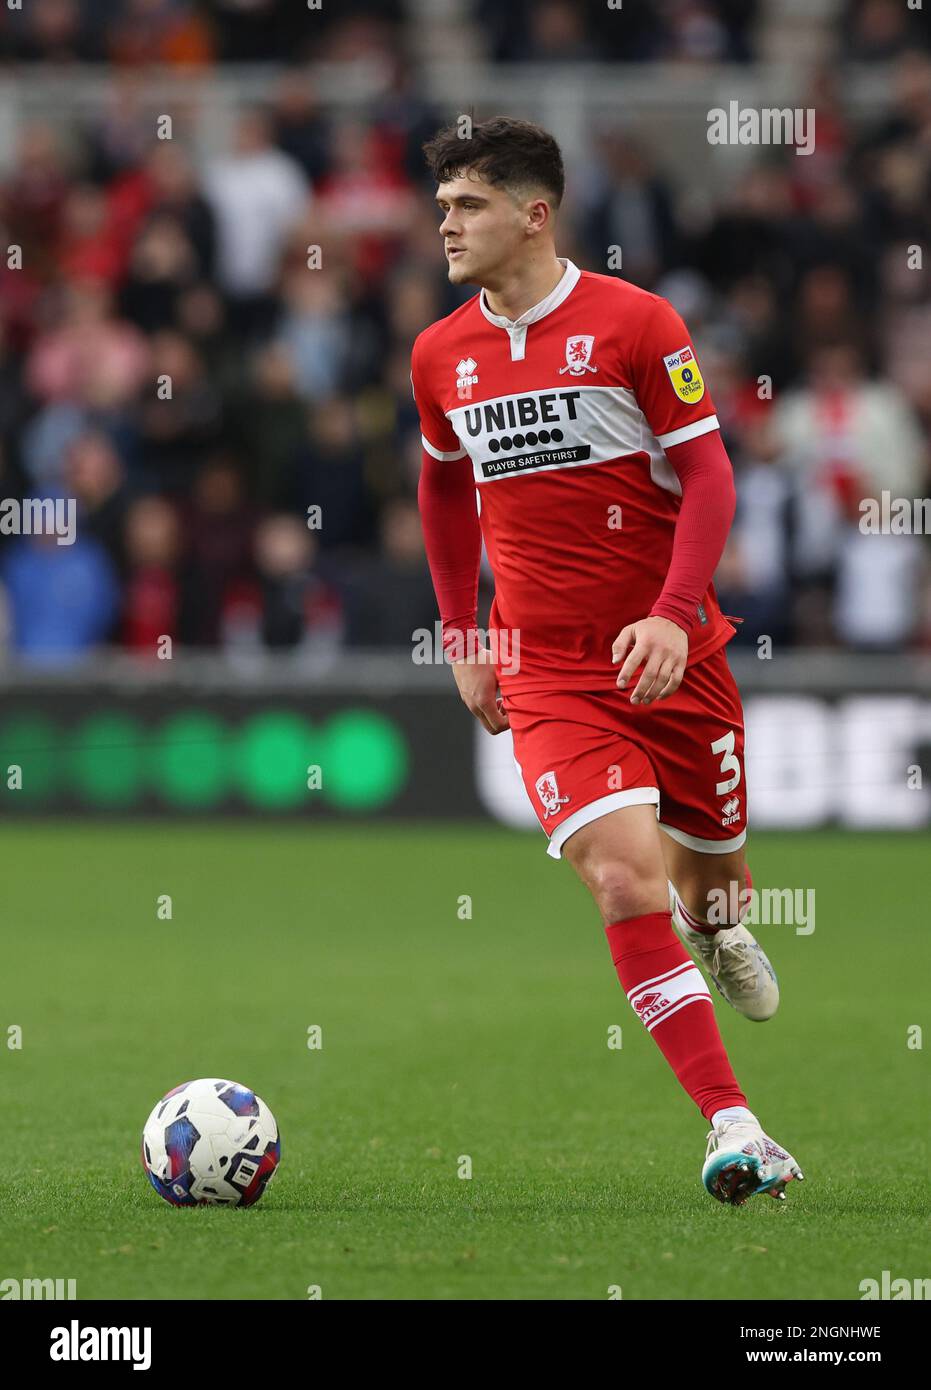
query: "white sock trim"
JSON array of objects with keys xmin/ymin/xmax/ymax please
[
  {"xmin": 674, "ymin": 893, "xmax": 715, "ymax": 934},
  {"xmin": 711, "ymin": 1106, "xmax": 757, "ymax": 1128}
]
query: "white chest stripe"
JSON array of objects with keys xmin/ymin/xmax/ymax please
[{"xmin": 445, "ymin": 385, "xmax": 715, "ymax": 490}]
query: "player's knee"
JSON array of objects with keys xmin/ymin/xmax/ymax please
[{"xmin": 584, "ymin": 859, "xmax": 666, "ymax": 923}]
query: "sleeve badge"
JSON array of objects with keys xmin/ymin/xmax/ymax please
[{"xmin": 663, "ymin": 345, "xmax": 705, "ymax": 404}]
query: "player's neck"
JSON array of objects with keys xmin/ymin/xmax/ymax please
[{"xmin": 482, "ymin": 253, "xmax": 565, "ymax": 323}]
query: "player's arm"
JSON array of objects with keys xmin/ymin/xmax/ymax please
[
  {"xmin": 411, "ymin": 343, "xmax": 508, "ymax": 735},
  {"xmin": 613, "ymin": 429, "xmax": 737, "ymax": 703},
  {"xmin": 417, "ymin": 449, "xmax": 508, "ymax": 734},
  {"xmin": 613, "ymin": 296, "xmax": 735, "ymax": 705}
]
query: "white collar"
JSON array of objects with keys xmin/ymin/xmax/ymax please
[{"xmin": 479, "ymin": 257, "xmax": 580, "ymax": 331}]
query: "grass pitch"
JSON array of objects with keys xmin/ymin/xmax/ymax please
[{"xmin": 2, "ymin": 822, "xmax": 928, "ymax": 1300}]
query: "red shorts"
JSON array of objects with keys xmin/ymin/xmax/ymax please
[{"xmin": 503, "ymin": 646, "xmax": 747, "ymax": 859}]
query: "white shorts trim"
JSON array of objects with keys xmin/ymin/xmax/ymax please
[
  {"xmin": 547, "ymin": 788, "xmax": 660, "ymax": 859},
  {"xmin": 659, "ymin": 822, "xmax": 747, "ymax": 854}
]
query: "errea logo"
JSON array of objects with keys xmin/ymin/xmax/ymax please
[
  {"xmin": 456, "ymin": 357, "xmax": 479, "ymax": 395},
  {"xmin": 633, "ymin": 990, "xmax": 670, "ymax": 1023}
]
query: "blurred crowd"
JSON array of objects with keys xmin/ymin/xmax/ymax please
[
  {"xmin": 0, "ymin": 0, "xmax": 769, "ymax": 67},
  {"xmin": 0, "ymin": 10, "xmax": 929, "ymax": 665},
  {"xmin": 2, "ymin": 0, "xmax": 929, "ymax": 68},
  {"xmin": 0, "ymin": 0, "xmax": 928, "ymax": 69}
]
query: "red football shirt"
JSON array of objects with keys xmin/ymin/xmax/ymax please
[{"xmin": 411, "ymin": 258, "xmax": 735, "ymax": 694}]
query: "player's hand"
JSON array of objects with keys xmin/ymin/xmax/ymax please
[
  {"xmin": 450, "ymin": 644, "xmax": 510, "ymax": 735},
  {"xmin": 612, "ymin": 616, "xmax": 688, "ymax": 705}
]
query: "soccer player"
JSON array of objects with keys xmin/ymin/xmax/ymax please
[{"xmin": 412, "ymin": 117, "xmax": 804, "ymax": 1205}]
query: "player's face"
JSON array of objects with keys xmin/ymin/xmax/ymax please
[{"xmin": 435, "ymin": 175, "xmax": 528, "ymax": 287}]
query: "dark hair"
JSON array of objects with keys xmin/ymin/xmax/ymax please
[{"xmin": 422, "ymin": 116, "xmax": 565, "ymax": 209}]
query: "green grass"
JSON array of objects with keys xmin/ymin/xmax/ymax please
[{"xmin": 1, "ymin": 823, "xmax": 928, "ymax": 1299}]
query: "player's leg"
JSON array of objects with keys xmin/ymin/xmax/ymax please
[
  {"xmin": 560, "ymin": 802, "xmax": 754, "ymax": 1131},
  {"xmin": 563, "ymin": 806, "xmax": 802, "ymax": 1204},
  {"xmin": 661, "ymin": 835, "xmax": 777, "ymax": 1021},
  {"xmin": 642, "ymin": 648, "xmax": 779, "ymax": 1020},
  {"xmin": 561, "ymin": 804, "xmax": 803, "ymax": 1203},
  {"xmin": 621, "ymin": 654, "xmax": 803, "ymax": 1197},
  {"xmin": 661, "ymin": 837, "xmax": 747, "ymax": 926},
  {"xmin": 506, "ymin": 686, "xmax": 803, "ymax": 1204}
]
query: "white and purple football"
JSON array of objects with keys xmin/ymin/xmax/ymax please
[{"xmin": 141, "ymin": 1078, "xmax": 281, "ymax": 1207}]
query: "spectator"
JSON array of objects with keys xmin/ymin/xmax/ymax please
[
  {"xmin": 252, "ymin": 514, "xmax": 345, "ymax": 652},
  {"xmin": 64, "ymin": 430, "xmax": 129, "ymax": 573},
  {"xmin": 25, "ymin": 280, "xmax": 150, "ymax": 410},
  {"xmin": 144, "ymin": 142, "xmax": 217, "ymax": 280},
  {"xmin": 776, "ymin": 343, "xmax": 928, "ymax": 643},
  {"xmin": 121, "ymin": 495, "xmax": 183, "ymax": 653},
  {"xmin": 274, "ymin": 267, "xmax": 355, "ymax": 401},
  {"xmin": 1, "ymin": 530, "xmax": 120, "ymax": 666},
  {"xmin": 204, "ymin": 109, "xmax": 309, "ymax": 332},
  {"xmin": 229, "ymin": 343, "xmax": 309, "ymax": 509},
  {"xmin": 834, "ymin": 527, "xmax": 927, "ymax": 650},
  {"xmin": 57, "ymin": 183, "xmax": 125, "ymax": 286},
  {"xmin": 271, "ymin": 70, "xmax": 332, "ymax": 186},
  {"xmin": 138, "ymin": 330, "xmax": 223, "ymax": 492},
  {"xmin": 120, "ymin": 212, "xmax": 201, "ymax": 333},
  {"xmin": 313, "ymin": 120, "xmax": 417, "ymax": 283},
  {"xmin": 715, "ymin": 415, "xmax": 794, "ymax": 648},
  {"xmin": 526, "ymin": 0, "xmax": 598, "ymax": 62},
  {"xmin": 177, "ymin": 457, "xmax": 255, "ymax": 646},
  {"xmin": 336, "ymin": 497, "xmax": 440, "ymax": 646},
  {"xmin": 293, "ymin": 395, "xmax": 377, "ymax": 552},
  {"xmin": 1, "ymin": 124, "xmax": 69, "ymax": 283}
]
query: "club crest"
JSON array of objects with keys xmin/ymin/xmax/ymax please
[
  {"xmin": 535, "ymin": 770, "xmax": 570, "ymax": 818},
  {"xmin": 558, "ymin": 335, "xmax": 598, "ymax": 376}
]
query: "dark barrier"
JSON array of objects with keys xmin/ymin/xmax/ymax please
[
  {"xmin": 0, "ymin": 690, "xmax": 480, "ymax": 818},
  {"xmin": 0, "ymin": 652, "xmax": 929, "ymax": 827}
]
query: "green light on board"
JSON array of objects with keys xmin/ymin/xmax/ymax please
[
  {"xmin": 235, "ymin": 711, "xmax": 316, "ymax": 809},
  {"xmin": 153, "ymin": 712, "xmax": 229, "ymax": 808},
  {"xmin": 0, "ymin": 706, "xmax": 412, "ymax": 812},
  {"xmin": 0, "ymin": 715, "xmax": 60, "ymax": 802},
  {"xmin": 323, "ymin": 710, "xmax": 408, "ymax": 809},
  {"xmin": 70, "ymin": 713, "xmax": 145, "ymax": 807}
]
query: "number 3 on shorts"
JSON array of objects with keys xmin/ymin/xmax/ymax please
[{"xmin": 710, "ymin": 730, "xmax": 741, "ymax": 796}]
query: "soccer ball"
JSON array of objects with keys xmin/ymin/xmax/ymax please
[{"xmin": 141, "ymin": 1078, "xmax": 281, "ymax": 1207}]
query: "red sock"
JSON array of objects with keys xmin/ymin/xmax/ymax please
[{"xmin": 606, "ymin": 910, "xmax": 748, "ymax": 1121}]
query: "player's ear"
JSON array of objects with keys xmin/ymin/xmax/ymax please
[{"xmin": 527, "ymin": 198, "xmax": 551, "ymax": 234}]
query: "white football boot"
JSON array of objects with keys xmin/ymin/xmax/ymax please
[
  {"xmin": 702, "ymin": 1115, "xmax": 805, "ymax": 1205},
  {"xmin": 668, "ymin": 883, "xmax": 779, "ymax": 1022}
]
